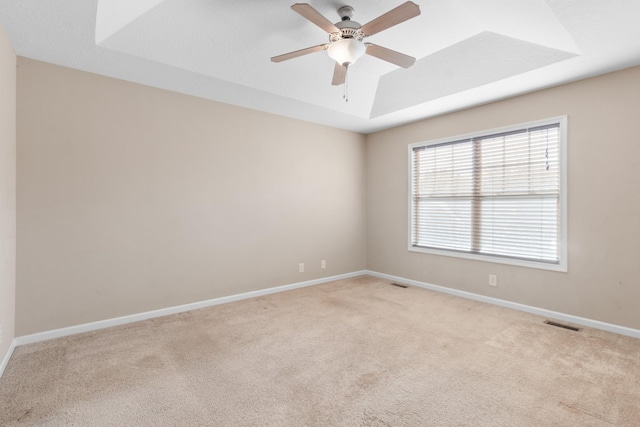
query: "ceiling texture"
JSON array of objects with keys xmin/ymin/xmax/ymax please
[{"xmin": 1, "ymin": 0, "xmax": 640, "ymax": 133}]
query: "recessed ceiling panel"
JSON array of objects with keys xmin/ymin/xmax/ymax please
[
  {"xmin": 96, "ymin": 0, "xmax": 385, "ymax": 117},
  {"xmin": 95, "ymin": 0, "xmax": 165, "ymax": 44},
  {"xmin": 371, "ymin": 32, "xmax": 577, "ymax": 117}
]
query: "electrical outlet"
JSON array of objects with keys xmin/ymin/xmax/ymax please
[
  {"xmin": 299, "ymin": 263, "xmax": 304, "ymax": 273},
  {"xmin": 489, "ymin": 274, "xmax": 497, "ymax": 287},
  {"xmin": 321, "ymin": 260, "xmax": 326, "ymax": 269}
]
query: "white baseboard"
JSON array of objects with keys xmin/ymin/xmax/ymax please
[
  {"xmin": 12, "ymin": 268, "xmax": 639, "ymax": 351},
  {"xmin": 365, "ymin": 270, "xmax": 640, "ymax": 339},
  {"xmin": 0, "ymin": 339, "xmax": 16, "ymax": 379},
  {"xmin": 14, "ymin": 270, "xmax": 367, "ymax": 347}
]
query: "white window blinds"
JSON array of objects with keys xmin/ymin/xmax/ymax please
[{"xmin": 410, "ymin": 118, "xmax": 566, "ymax": 269}]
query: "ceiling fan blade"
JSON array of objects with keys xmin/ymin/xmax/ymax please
[
  {"xmin": 291, "ymin": 3, "xmax": 340, "ymax": 34},
  {"xmin": 360, "ymin": 1, "xmax": 421, "ymax": 37},
  {"xmin": 271, "ymin": 44, "xmax": 328, "ymax": 63},
  {"xmin": 332, "ymin": 63, "xmax": 347, "ymax": 86},
  {"xmin": 365, "ymin": 43, "xmax": 416, "ymax": 68}
]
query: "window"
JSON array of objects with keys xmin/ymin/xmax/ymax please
[{"xmin": 409, "ymin": 117, "xmax": 567, "ymax": 271}]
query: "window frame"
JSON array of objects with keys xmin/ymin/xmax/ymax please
[{"xmin": 407, "ymin": 116, "xmax": 568, "ymax": 272}]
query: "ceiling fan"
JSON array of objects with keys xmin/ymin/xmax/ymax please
[{"xmin": 271, "ymin": 2, "xmax": 421, "ymax": 87}]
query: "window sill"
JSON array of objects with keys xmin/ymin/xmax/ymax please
[{"xmin": 408, "ymin": 245, "xmax": 568, "ymax": 272}]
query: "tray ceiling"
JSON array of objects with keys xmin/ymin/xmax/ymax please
[{"xmin": 1, "ymin": 0, "xmax": 640, "ymax": 133}]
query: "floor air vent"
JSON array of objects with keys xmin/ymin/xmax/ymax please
[
  {"xmin": 390, "ymin": 283, "xmax": 409, "ymax": 288},
  {"xmin": 544, "ymin": 320, "xmax": 581, "ymax": 332}
]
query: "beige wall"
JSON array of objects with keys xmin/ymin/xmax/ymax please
[
  {"xmin": 14, "ymin": 56, "xmax": 640, "ymax": 336},
  {"xmin": 16, "ymin": 58, "xmax": 366, "ymax": 335},
  {"xmin": 367, "ymin": 66, "xmax": 640, "ymax": 330},
  {"xmin": 0, "ymin": 27, "xmax": 16, "ymax": 361}
]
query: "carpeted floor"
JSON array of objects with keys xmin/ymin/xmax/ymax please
[{"xmin": 1, "ymin": 275, "xmax": 639, "ymax": 426}]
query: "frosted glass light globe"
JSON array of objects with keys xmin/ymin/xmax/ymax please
[{"xmin": 327, "ymin": 38, "xmax": 366, "ymax": 66}]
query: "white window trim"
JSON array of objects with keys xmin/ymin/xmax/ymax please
[{"xmin": 407, "ymin": 116, "xmax": 568, "ymax": 272}]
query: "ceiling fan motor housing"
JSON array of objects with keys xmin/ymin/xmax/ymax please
[{"xmin": 330, "ymin": 19, "xmax": 364, "ymax": 42}]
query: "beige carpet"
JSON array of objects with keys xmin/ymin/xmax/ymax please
[{"xmin": 1, "ymin": 275, "xmax": 639, "ymax": 426}]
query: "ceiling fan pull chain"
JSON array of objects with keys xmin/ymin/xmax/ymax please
[{"xmin": 344, "ymin": 65, "xmax": 349, "ymax": 102}]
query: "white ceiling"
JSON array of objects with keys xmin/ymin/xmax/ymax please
[{"xmin": 1, "ymin": 0, "xmax": 640, "ymax": 133}]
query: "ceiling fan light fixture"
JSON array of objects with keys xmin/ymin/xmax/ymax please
[{"xmin": 327, "ymin": 38, "xmax": 366, "ymax": 66}]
